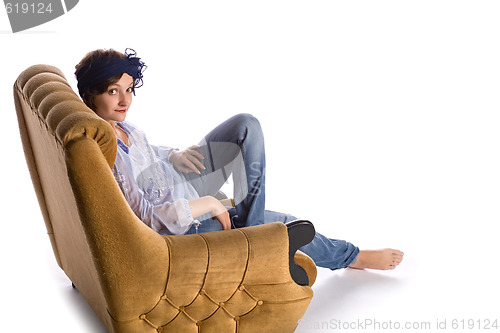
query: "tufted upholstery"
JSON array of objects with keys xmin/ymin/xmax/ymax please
[{"xmin": 14, "ymin": 65, "xmax": 316, "ymax": 332}]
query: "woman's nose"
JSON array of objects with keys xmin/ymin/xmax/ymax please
[{"xmin": 119, "ymin": 92, "xmax": 132, "ymax": 106}]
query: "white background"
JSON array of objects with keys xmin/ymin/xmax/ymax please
[{"xmin": 1, "ymin": 1, "xmax": 500, "ymax": 332}]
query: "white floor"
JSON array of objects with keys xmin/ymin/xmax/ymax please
[{"xmin": 2, "ymin": 205, "xmax": 498, "ymax": 333}]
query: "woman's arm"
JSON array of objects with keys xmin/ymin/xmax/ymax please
[
  {"xmin": 189, "ymin": 196, "xmax": 231, "ymax": 230},
  {"xmin": 114, "ymin": 164, "xmax": 230, "ymax": 234}
]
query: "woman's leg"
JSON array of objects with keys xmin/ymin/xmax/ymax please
[
  {"xmin": 183, "ymin": 114, "xmax": 404, "ymax": 270},
  {"xmin": 184, "ymin": 218, "xmax": 223, "ymax": 234},
  {"xmin": 187, "ymin": 113, "xmax": 266, "ymax": 228},
  {"xmin": 260, "ymin": 210, "xmax": 360, "ymax": 270},
  {"xmin": 184, "ymin": 208, "xmax": 240, "ymax": 234},
  {"xmin": 185, "ymin": 208, "xmax": 359, "ymax": 270}
]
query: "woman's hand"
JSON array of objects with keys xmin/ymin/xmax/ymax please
[
  {"xmin": 169, "ymin": 145, "xmax": 206, "ymax": 174},
  {"xmin": 210, "ymin": 199, "xmax": 231, "ymax": 230},
  {"xmin": 189, "ymin": 196, "xmax": 231, "ymax": 230}
]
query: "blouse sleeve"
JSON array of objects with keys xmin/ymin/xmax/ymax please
[
  {"xmin": 113, "ymin": 164, "xmax": 197, "ymax": 235},
  {"xmin": 151, "ymin": 144, "xmax": 178, "ymax": 161}
]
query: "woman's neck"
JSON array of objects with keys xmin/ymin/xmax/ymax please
[{"xmin": 111, "ymin": 121, "xmax": 130, "ymax": 146}]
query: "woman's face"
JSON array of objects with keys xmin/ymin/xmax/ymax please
[{"xmin": 93, "ymin": 73, "xmax": 134, "ymax": 125}]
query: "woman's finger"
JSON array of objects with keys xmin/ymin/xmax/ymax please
[
  {"xmin": 182, "ymin": 157, "xmax": 202, "ymax": 174},
  {"xmin": 186, "ymin": 153, "xmax": 206, "ymax": 171},
  {"xmin": 212, "ymin": 211, "xmax": 231, "ymax": 230},
  {"xmin": 187, "ymin": 146, "xmax": 205, "ymax": 161}
]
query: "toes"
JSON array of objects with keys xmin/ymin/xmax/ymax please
[
  {"xmin": 386, "ymin": 263, "xmax": 396, "ymax": 270},
  {"xmin": 391, "ymin": 249, "xmax": 404, "ymax": 256},
  {"xmin": 391, "ymin": 250, "xmax": 404, "ymax": 264}
]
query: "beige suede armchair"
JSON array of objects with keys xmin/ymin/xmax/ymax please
[{"xmin": 14, "ymin": 64, "xmax": 317, "ymax": 333}]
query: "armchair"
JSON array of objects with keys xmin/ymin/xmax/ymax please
[{"xmin": 13, "ymin": 64, "xmax": 317, "ymax": 332}]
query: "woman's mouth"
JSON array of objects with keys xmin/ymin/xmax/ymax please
[{"xmin": 116, "ymin": 109, "xmax": 127, "ymax": 113}]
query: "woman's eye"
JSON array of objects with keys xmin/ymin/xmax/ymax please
[
  {"xmin": 126, "ymin": 87, "xmax": 134, "ymax": 93},
  {"xmin": 108, "ymin": 89, "xmax": 117, "ymax": 94}
]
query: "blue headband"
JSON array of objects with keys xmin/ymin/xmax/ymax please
[{"xmin": 77, "ymin": 48, "xmax": 146, "ymax": 97}]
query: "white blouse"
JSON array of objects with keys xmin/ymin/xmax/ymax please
[{"xmin": 112, "ymin": 121, "xmax": 202, "ymax": 235}]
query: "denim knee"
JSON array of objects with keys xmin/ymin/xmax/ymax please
[
  {"xmin": 233, "ymin": 113, "xmax": 260, "ymax": 128},
  {"xmin": 231, "ymin": 113, "xmax": 263, "ymax": 142}
]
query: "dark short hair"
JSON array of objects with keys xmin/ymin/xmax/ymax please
[{"xmin": 74, "ymin": 49, "xmax": 126, "ymax": 111}]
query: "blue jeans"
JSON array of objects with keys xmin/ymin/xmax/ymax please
[
  {"xmin": 185, "ymin": 114, "xmax": 359, "ymax": 270},
  {"xmin": 186, "ymin": 113, "xmax": 266, "ymax": 227}
]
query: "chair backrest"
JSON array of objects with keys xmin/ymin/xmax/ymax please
[
  {"xmin": 15, "ymin": 65, "xmax": 173, "ymax": 332},
  {"xmin": 14, "ymin": 64, "xmax": 121, "ymax": 329}
]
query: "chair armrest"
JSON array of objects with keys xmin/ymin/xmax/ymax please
[
  {"xmin": 294, "ymin": 251, "xmax": 317, "ymax": 287},
  {"xmin": 286, "ymin": 220, "xmax": 316, "ymax": 286},
  {"xmin": 219, "ymin": 198, "xmax": 235, "ymax": 207},
  {"xmin": 125, "ymin": 222, "xmax": 314, "ymax": 333}
]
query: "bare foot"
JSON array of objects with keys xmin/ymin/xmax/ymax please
[{"xmin": 349, "ymin": 249, "xmax": 404, "ymax": 270}]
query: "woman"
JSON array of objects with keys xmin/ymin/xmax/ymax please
[{"xmin": 75, "ymin": 48, "xmax": 403, "ymax": 270}]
